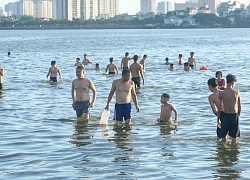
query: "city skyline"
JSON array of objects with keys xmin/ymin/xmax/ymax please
[{"xmin": 1, "ymin": 0, "xmax": 250, "ymax": 15}]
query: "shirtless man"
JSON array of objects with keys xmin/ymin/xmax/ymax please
[
  {"xmin": 121, "ymin": 52, "xmax": 133, "ymax": 69},
  {"xmin": 217, "ymin": 74, "xmax": 241, "ymax": 145},
  {"xmin": 0, "ymin": 63, "xmax": 4, "ymax": 89},
  {"xmin": 139, "ymin": 54, "xmax": 147, "ymax": 71},
  {"xmin": 188, "ymin": 52, "xmax": 196, "ymax": 69},
  {"xmin": 72, "ymin": 66, "xmax": 96, "ymax": 119},
  {"xmin": 130, "ymin": 55, "xmax": 145, "ymax": 89},
  {"xmin": 208, "ymin": 78, "xmax": 224, "ymax": 138},
  {"xmin": 75, "ymin": 58, "xmax": 83, "ymax": 66},
  {"xmin": 47, "ymin": 61, "xmax": 61, "ymax": 82},
  {"xmin": 106, "ymin": 58, "xmax": 118, "ymax": 74},
  {"xmin": 105, "ymin": 69, "xmax": 139, "ymax": 125},
  {"xmin": 82, "ymin": 54, "xmax": 92, "ymax": 66},
  {"xmin": 178, "ymin": 54, "xmax": 184, "ymax": 65}
]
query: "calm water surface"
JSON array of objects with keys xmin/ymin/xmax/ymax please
[{"xmin": 0, "ymin": 29, "xmax": 250, "ymax": 179}]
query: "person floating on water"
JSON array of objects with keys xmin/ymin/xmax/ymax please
[
  {"xmin": 184, "ymin": 62, "xmax": 191, "ymax": 71},
  {"xmin": 168, "ymin": 63, "xmax": 175, "ymax": 71},
  {"xmin": 215, "ymin": 71, "xmax": 226, "ymax": 90},
  {"xmin": 75, "ymin": 58, "xmax": 83, "ymax": 67},
  {"xmin": 47, "ymin": 61, "xmax": 61, "ymax": 82},
  {"xmin": 95, "ymin": 63, "xmax": 100, "ymax": 71},
  {"xmin": 72, "ymin": 66, "xmax": 96, "ymax": 120},
  {"xmin": 130, "ymin": 55, "xmax": 145, "ymax": 89},
  {"xmin": 106, "ymin": 57, "xmax": 118, "ymax": 74},
  {"xmin": 139, "ymin": 54, "xmax": 147, "ymax": 71},
  {"xmin": 157, "ymin": 93, "xmax": 178, "ymax": 127},
  {"xmin": 7, "ymin": 50, "xmax": 11, "ymax": 57},
  {"xmin": 165, "ymin": 57, "xmax": 170, "ymax": 65},
  {"xmin": 188, "ymin": 52, "xmax": 196, "ymax": 69},
  {"xmin": 178, "ymin": 54, "xmax": 184, "ymax": 65},
  {"xmin": 82, "ymin": 54, "xmax": 92, "ymax": 66},
  {"xmin": 0, "ymin": 63, "xmax": 4, "ymax": 89},
  {"xmin": 121, "ymin": 52, "xmax": 133, "ymax": 70},
  {"xmin": 105, "ymin": 68, "xmax": 139, "ymax": 125},
  {"xmin": 217, "ymin": 74, "xmax": 241, "ymax": 145},
  {"xmin": 207, "ymin": 78, "xmax": 224, "ymax": 139}
]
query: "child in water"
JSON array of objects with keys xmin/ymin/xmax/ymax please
[
  {"xmin": 75, "ymin": 58, "xmax": 83, "ymax": 66},
  {"xmin": 168, "ymin": 63, "xmax": 175, "ymax": 71},
  {"xmin": 165, "ymin": 57, "xmax": 170, "ymax": 65},
  {"xmin": 157, "ymin": 93, "xmax": 178, "ymax": 127},
  {"xmin": 184, "ymin": 62, "xmax": 191, "ymax": 71},
  {"xmin": 95, "ymin": 63, "xmax": 100, "ymax": 71},
  {"xmin": 216, "ymin": 71, "xmax": 225, "ymax": 90}
]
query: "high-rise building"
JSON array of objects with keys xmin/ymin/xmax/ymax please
[
  {"xmin": 140, "ymin": 0, "xmax": 156, "ymax": 14},
  {"xmin": 0, "ymin": 6, "xmax": 3, "ymax": 16},
  {"xmin": 98, "ymin": 0, "xmax": 110, "ymax": 18},
  {"xmin": 68, "ymin": 0, "xmax": 80, "ymax": 20},
  {"xmin": 157, "ymin": 1, "xmax": 173, "ymax": 14},
  {"xmin": 198, "ymin": 0, "xmax": 218, "ymax": 14},
  {"xmin": 52, "ymin": 0, "xmax": 68, "ymax": 20},
  {"xmin": 110, "ymin": 0, "xmax": 119, "ymax": 17},
  {"xmin": 175, "ymin": 1, "xmax": 197, "ymax": 11},
  {"xmin": 19, "ymin": 0, "xmax": 34, "ymax": 16},
  {"xmin": 80, "ymin": 0, "xmax": 98, "ymax": 20}
]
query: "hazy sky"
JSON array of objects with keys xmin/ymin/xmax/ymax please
[{"xmin": 1, "ymin": 0, "xmax": 250, "ymax": 14}]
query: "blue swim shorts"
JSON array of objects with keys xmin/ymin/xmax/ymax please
[
  {"xmin": 50, "ymin": 77, "xmax": 57, "ymax": 82},
  {"xmin": 114, "ymin": 103, "xmax": 131, "ymax": 121},
  {"xmin": 73, "ymin": 101, "xmax": 90, "ymax": 118}
]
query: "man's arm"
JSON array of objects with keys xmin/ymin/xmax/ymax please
[
  {"xmin": 71, "ymin": 81, "xmax": 75, "ymax": 102},
  {"xmin": 115, "ymin": 65, "xmax": 119, "ymax": 74},
  {"xmin": 139, "ymin": 67, "xmax": 144, "ymax": 85},
  {"xmin": 131, "ymin": 82, "xmax": 139, "ymax": 112},
  {"xmin": 89, "ymin": 80, "xmax": 96, "ymax": 107},
  {"xmin": 121, "ymin": 59, "xmax": 123, "ymax": 69},
  {"xmin": 58, "ymin": 68, "xmax": 62, "ymax": 78},
  {"xmin": 46, "ymin": 68, "xmax": 50, "ymax": 79},
  {"xmin": 237, "ymin": 91, "xmax": 241, "ymax": 117},
  {"xmin": 217, "ymin": 92, "xmax": 222, "ymax": 128},
  {"xmin": 0, "ymin": 69, "xmax": 4, "ymax": 76},
  {"xmin": 208, "ymin": 96, "xmax": 217, "ymax": 116},
  {"xmin": 105, "ymin": 65, "xmax": 109, "ymax": 73},
  {"xmin": 105, "ymin": 82, "xmax": 116, "ymax": 111},
  {"xmin": 171, "ymin": 105, "xmax": 178, "ymax": 123}
]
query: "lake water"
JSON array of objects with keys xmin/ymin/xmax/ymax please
[{"xmin": 0, "ymin": 29, "xmax": 250, "ymax": 179}]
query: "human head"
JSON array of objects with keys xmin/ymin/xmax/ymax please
[
  {"xmin": 216, "ymin": 71, "xmax": 222, "ymax": 78},
  {"xmin": 110, "ymin": 57, "xmax": 113, "ymax": 63},
  {"xmin": 190, "ymin": 52, "xmax": 194, "ymax": 56},
  {"xmin": 226, "ymin": 74, "xmax": 237, "ymax": 85},
  {"xmin": 170, "ymin": 63, "xmax": 174, "ymax": 67},
  {"xmin": 133, "ymin": 55, "xmax": 139, "ymax": 62},
  {"xmin": 96, "ymin": 63, "xmax": 99, "ymax": 67},
  {"xmin": 165, "ymin": 57, "xmax": 169, "ymax": 62},
  {"xmin": 143, "ymin": 54, "xmax": 147, "ymax": 59},
  {"xmin": 84, "ymin": 54, "xmax": 87, "ymax": 58},
  {"xmin": 122, "ymin": 68, "xmax": 130, "ymax": 82},
  {"xmin": 76, "ymin": 58, "xmax": 80, "ymax": 62},
  {"xmin": 161, "ymin": 93, "xmax": 170, "ymax": 103},
  {"xmin": 184, "ymin": 62, "xmax": 189, "ymax": 67},
  {"xmin": 76, "ymin": 66, "xmax": 84, "ymax": 78},
  {"xmin": 125, "ymin": 52, "xmax": 129, "ymax": 56},
  {"xmin": 51, "ymin": 61, "xmax": 56, "ymax": 66},
  {"xmin": 179, "ymin": 54, "xmax": 182, "ymax": 58},
  {"xmin": 207, "ymin": 78, "xmax": 217, "ymax": 91}
]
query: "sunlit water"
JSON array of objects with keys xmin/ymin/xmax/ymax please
[{"xmin": 0, "ymin": 29, "xmax": 250, "ymax": 179}]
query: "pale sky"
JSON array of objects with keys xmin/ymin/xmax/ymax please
[{"xmin": 1, "ymin": 0, "xmax": 250, "ymax": 15}]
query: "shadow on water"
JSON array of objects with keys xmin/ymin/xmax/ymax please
[{"xmin": 212, "ymin": 143, "xmax": 241, "ymax": 179}]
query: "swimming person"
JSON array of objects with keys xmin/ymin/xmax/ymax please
[
  {"xmin": 105, "ymin": 69, "xmax": 139, "ymax": 125},
  {"xmin": 106, "ymin": 57, "xmax": 118, "ymax": 74},
  {"xmin": 95, "ymin": 63, "xmax": 100, "ymax": 71},
  {"xmin": 72, "ymin": 66, "xmax": 96, "ymax": 120},
  {"xmin": 0, "ymin": 63, "xmax": 4, "ymax": 89},
  {"xmin": 82, "ymin": 54, "xmax": 92, "ymax": 66},
  {"xmin": 157, "ymin": 93, "xmax": 178, "ymax": 127},
  {"xmin": 208, "ymin": 78, "xmax": 224, "ymax": 139},
  {"xmin": 178, "ymin": 54, "xmax": 184, "ymax": 65},
  {"xmin": 217, "ymin": 74, "xmax": 241, "ymax": 145},
  {"xmin": 188, "ymin": 52, "xmax": 196, "ymax": 69},
  {"xmin": 215, "ymin": 71, "xmax": 225, "ymax": 90},
  {"xmin": 7, "ymin": 50, "xmax": 11, "ymax": 57},
  {"xmin": 130, "ymin": 55, "xmax": 145, "ymax": 89},
  {"xmin": 121, "ymin": 52, "xmax": 133, "ymax": 69},
  {"xmin": 47, "ymin": 61, "xmax": 61, "ymax": 82},
  {"xmin": 168, "ymin": 63, "xmax": 175, "ymax": 71},
  {"xmin": 165, "ymin": 57, "xmax": 170, "ymax": 65},
  {"xmin": 75, "ymin": 58, "xmax": 83, "ymax": 66},
  {"xmin": 139, "ymin": 54, "xmax": 147, "ymax": 71},
  {"xmin": 184, "ymin": 62, "xmax": 191, "ymax": 71}
]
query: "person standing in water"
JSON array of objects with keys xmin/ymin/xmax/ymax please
[
  {"xmin": 217, "ymin": 74, "xmax": 241, "ymax": 145},
  {"xmin": 47, "ymin": 61, "xmax": 61, "ymax": 82},
  {"xmin": 72, "ymin": 66, "xmax": 96, "ymax": 120},
  {"xmin": 82, "ymin": 54, "xmax": 93, "ymax": 66},
  {"xmin": 0, "ymin": 63, "xmax": 4, "ymax": 89},
  {"xmin": 121, "ymin": 52, "xmax": 133, "ymax": 69},
  {"xmin": 188, "ymin": 52, "xmax": 196, "ymax": 69},
  {"xmin": 178, "ymin": 54, "xmax": 184, "ymax": 65},
  {"xmin": 106, "ymin": 58, "xmax": 119, "ymax": 74},
  {"xmin": 139, "ymin": 54, "xmax": 147, "ymax": 71},
  {"xmin": 130, "ymin": 55, "xmax": 145, "ymax": 89},
  {"xmin": 105, "ymin": 69, "xmax": 139, "ymax": 125}
]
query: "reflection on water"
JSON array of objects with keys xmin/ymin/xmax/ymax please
[{"xmin": 212, "ymin": 143, "xmax": 241, "ymax": 179}]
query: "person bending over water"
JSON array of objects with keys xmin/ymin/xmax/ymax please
[
  {"xmin": 106, "ymin": 58, "xmax": 118, "ymax": 74},
  {"xmin": 105, "ymin": 69, "xmax": 139, "ymax": 125},
  {"xmin": 72, "ymin": 66, "xmax": 96, "ymax": 120},
  {"xmin": 121, "ymin": 52, "xmax": 133, "ymax": 69},
  {"xmin": 217, "ymin": 74, "xmax": 241, "ymax": 145},
  {"xmin": 157, "ymin": 93, "xmax": 178, "ymax": 127},
  {"xmin": 47, "ymin": 61, "xmax": 61, "ymax": 82}
]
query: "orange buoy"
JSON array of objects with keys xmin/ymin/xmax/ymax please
[{"xmin": 200, "ymin": 66, "xmax": 208, "ymax": 70}]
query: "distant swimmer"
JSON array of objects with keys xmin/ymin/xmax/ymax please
[
  {"xmin": 188, "ymin": 52, "xmax": 196, "ymax": 69},
  {"xmin": 130, "ymin": 55, "xmax": 145, "ymax": 89},
  {"xmin": 217, "ymin": 74, "xmax": 241, "ymax": 145},
  {"xmin": 208, "ymin": 78, "xmax": 224, "ymax": 139},
  {"xmin": 72, "ymin": 66, "xmax": 96, "ymax": 120},
  {"xmin": 139, "ymin": 54, "xmax": 147, "ymax": 71},
  {"xmin": 168, "ymin": 63, "xmax": 176, "ymax": 71},
  {"xmin": 184, "ymin": 62, "xmax": 191, "ymax": 71},
  {"xmin": 95, "ymin": 63, "xmax": 100, "ymax": 71},
  {"xmin": 165, "ymin": 57, "xmax": 170, "ymax": 65},
  {"xmin": 75, "ymin": 58, "xmax": 83, "ymax": 66},
  {"xmin": 82, "ymin": 54, "xmax": 92, "ymax": 66},
  {"xmin": 106, "ymin": 57, "xmax": 118, "ymax": 74},
  {"xmin": 0, "ymin": 63, "xmax": 4, "ymax": 89},
  {"xmin": 7, "ymin": 50, "xmax": 11, "ymax": 57},
  {"xmin": 121, "ymin": 52, "xmax": 133, "ymax": 69},
  {"xmin": 105, "ymin": 68, "xmax": 139, "ymax": 125},
  {"xmin": 157, "ymin": 93, "xmax": 178, "ymax": 127},
  {"xmin": 178, "ymin": 54, "xmax": 184, "ymax": 65},
  {"xmin": 47, "ymin": 61, "xmax": 61, "ymax": 82},
  {"xmin": 215, "ymin": 71, "xmax": 226, "ymax": 90}
]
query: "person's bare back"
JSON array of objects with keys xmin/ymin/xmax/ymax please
[
  {"xmin": 49, "ymin": 66, "xmax": 60, "ymax": 77},
  {"xmin": 219, "ymin": 88, "xmax": 240, "ymax": 114},
  {"xmin": 130, "ymin": 63, "xmax": 142, "ymax": 77}
]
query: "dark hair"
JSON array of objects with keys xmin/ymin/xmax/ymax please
[
  {"xmin": 184, "ymin": 62, "xmax": 189, "ymax": 66},
  {"xmin": 226, "ymin": 74, "xmax": 237, "ymax": 84},
  {"xmin": 215, "ymin": 71, "xmax": 222, "ymax": 77},
  {"xmin": 165, "ymin": 57, "xmax": 169, "ymax": 61},
  {"xmin": 76, "ymin": 58, "xmax": 80, "ymax": 61},
  {"xmin": 122, "ymin": 68, "xmax": 130, "ymax": 76},
  {"xmin": 143, "ymin": 54, "xmax": 147, "ymax": 58},
  {"xmin": 110, "ymin": 57, "xmax": 113, "ymax": 62},
  {"xmin": 96, "ymin": 63, "xmax": 99, "ymax": 66},
  {"xmin": 190, "ymin": 52, "xmax": 194, "ymax": 55},
  {"xmin": 170, "ymin": 63, "xmax": 173, "ymax": 66},
  {"xmin": 51, "ymin": 61, "xmax": 56, "ymax": 65},
  {"xmin": 125, "ymin": 52, "xmax": 129, "ymax": 56},
  {"xmin": 207, "ymin": 78, "xmax": 217, "ymax": 88},
  {"xmin": 76, "ymin": 66, "xmax": 84, "ymax": 72},
  {"xmin": 84, "ymin": 54, "xmax": 87, "ymax": 56},
  {"xmin": 179, "ymin": 54, "xmax": 182, "ymax": 57},
  {"xmin": 133, "ymin": 55, "xmax": 139, "ymax": 61},
  {"xmin": 162, "ymin": 93, "xmax": 170, "ymax": 99}
]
